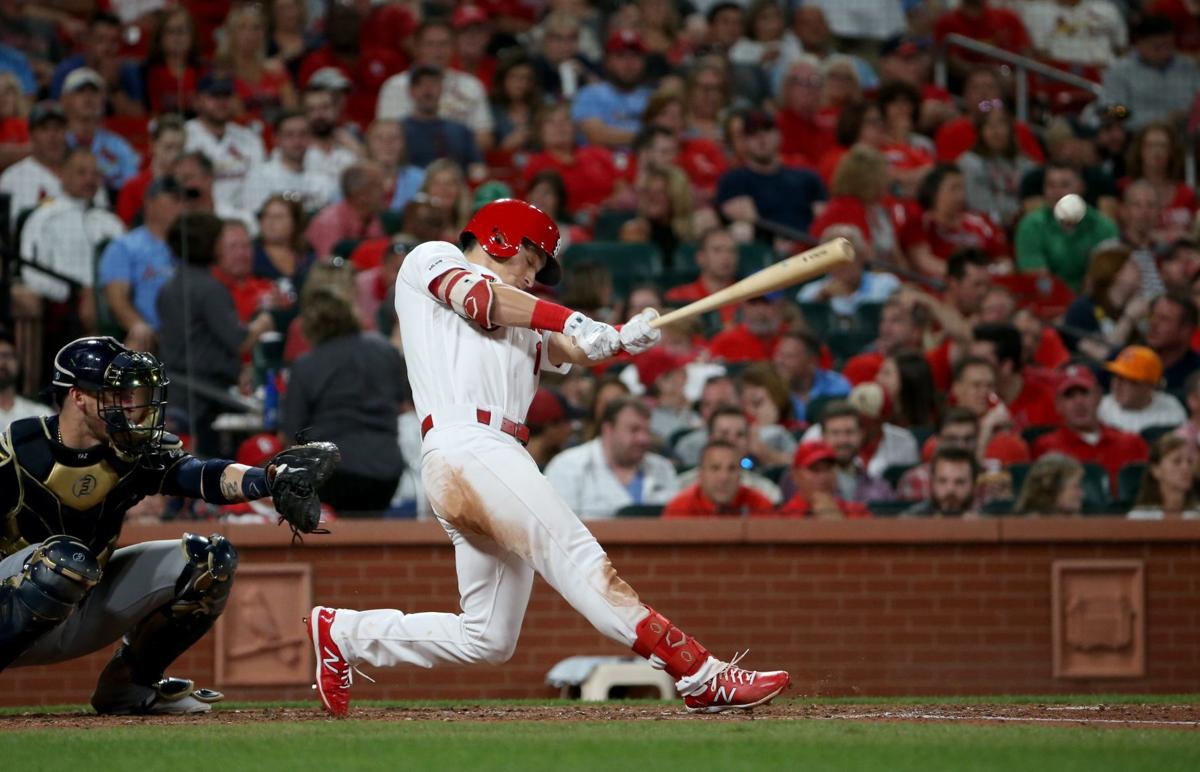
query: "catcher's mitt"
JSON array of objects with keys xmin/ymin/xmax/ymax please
[{"xmin": 267, "ymin": 441, "xmax": 340, "ymax": 538}]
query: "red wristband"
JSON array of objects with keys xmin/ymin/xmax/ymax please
[{"xmin": 530, "ymin": 299, "xmax": 574, "ymax": 332}]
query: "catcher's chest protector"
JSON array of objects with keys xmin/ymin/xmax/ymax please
[{"xmin": 0, "ymin": 417, "xmax": 179, "ymax": 562}]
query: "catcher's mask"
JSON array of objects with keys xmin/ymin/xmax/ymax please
[{"xmin": 53, "ymin": 337, "xmax": 170, "ymax": 455}]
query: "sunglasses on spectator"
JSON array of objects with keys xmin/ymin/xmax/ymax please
[{"xmin": 977, "ymin": 99, "xmax": 1005, "ymax": 113}]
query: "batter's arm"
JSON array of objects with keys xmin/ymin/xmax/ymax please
[{"xmin": 490, "ymin": 285, "xmax": 619, "ymax": 366}]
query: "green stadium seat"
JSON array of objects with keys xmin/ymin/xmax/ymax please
[
  {"xmin": 762, "ymin": 465, "xmax": 790, "ymax": 485},
  {"xmin": 380, "ymin": 210, "xmax": 404, "ymax": 236},
  {"xmin": 854, "ymin": 302, "xmax": 884, "ymax": 334},
  {"xmin": 1117, "ymin": 463, "xmax": 1148, "ymax": 505},
  {"xmin": 1009, "ymin": 462, "xmax": 1031, "ymax": 497},
  {"xmin": 805, "ymin": 395, "xmax": 839, "ymax": 425},
  {"xmin": 799, "ymin": 301, "xmax": 833, "ymax": 336},
  {"xmin": 562, "ymin": 242, "xmax": 663, "ymax": 298},
  {"xmin": 1021, "ymin": 425, "xmax": 1058, "ymax": 445},
  {"xmin": 981, "ymin": 499, "xmax": 1015, "ymax": 516},
  {"xmin": 868, "ymin": 499, "xmax": 918, "ymax": 516},
  {"xmin": 826, "ymin": 329, "xmax": 877, "ymax": 364},
  {"xmin": 1140, "ymin": 424, "xmax": 1178, "ymax": 444},
  {"xmin": 883, "ymin": 463, "xmax": 916, "ymax": 489},
  {"xmin": 736, "ymin": 241, "xmax": 774, "ymax": 275},
  {"xmin": 592, "ymin": 209, "xmax": 637, "ymax": 241},
  {"xmin": 909, "ymin": 425, "xmax": 935, "ymax": 449},
  {"xmin": 1081, "ymin": 463, "xmax": 1111, "ymax": 508},
  {"xmin": 332, "ymin": 238, "xmax": 360, "ymax": 260},
  {"xmin": 616, "ymin": 504, "xmax": 664, "ymax": 518}
]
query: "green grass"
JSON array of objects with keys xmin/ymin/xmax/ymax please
[{"xmin": 2, "ymin": 720, "xmax": 1198, "ymax": 772}]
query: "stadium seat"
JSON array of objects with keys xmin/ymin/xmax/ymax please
[
  {"xmin": 1081, "ymin": 463, "xmax": 1112, "ymax": 508},
  {"xmin": 591, "ymin": 209, "xmax": 636, "ymax": 241},
  {"xmin": 332, "ymin": 238, "xmax": 360, "ymax": 261},
  {"xmin": 562, "ymin": 242, "xmax": 662, "ymax": 298},
  {"xmin": 1021, "ymin": 425, "xmax": 1058, "ymax": 445},
  {"xmin": 798, "ymin": 301, "xmax": 833, "ymax": 336},
  {"xmin": 736, "ymin": 241, "xmax": 774, "ymax": 275},
  {"xmin": 883, "ymin": 463, "xmax": 916, "ymax": 490},
  {"xmin": 909, "ymin": 425, "xmax": 935, "ymax": 449},
  {"xmin": 981, "ymin": 499, "xmax": 1014, "ymax": 516},
  {"xmin": 762, "ymin": 465, "xmax": 790, "ymax": 485},
  {"xmin": 854, "ymin": 302, "xmax": 884, "ymax": 335},
  {"xmin": 1140, "ymin": 425, "xmax": 1177, "ymax": 444},
  {"xmin": 380, "ymin": 210, "xmax": 404, "ymax": 236},
  {"xmin": 805, "ymin": 395, "xmax": 838, "ymax": 424},
  {"xmin": 826, "ymin": 329, "xmax": 876, "ymax": 365},
  {"xmin": 1118, "ymin": 463, "xmax": 1148, "ymax": 506},
  {"xmin": 616, "ymin": 504, "xmax": 663, "ymax": 518},
  {"xmin": 867, "ymin": 499, "xmax": 917, "ymax": 516},
  {"xmin": 1009, "ymin": 462, "xmax": 1031, "ymax": 497}
]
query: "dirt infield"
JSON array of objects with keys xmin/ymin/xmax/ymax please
[{"xmin": 3, "ymin": 702, "xmax": 1199, "ymax": 731}]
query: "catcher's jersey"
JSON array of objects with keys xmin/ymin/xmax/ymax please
[
  {"xmin": 0, "ymin": 416, "xmax": 190, "ymax": 562},
  {"xmin": 395, "ymin": 241, "xmax": 569, "ymax": 424}
]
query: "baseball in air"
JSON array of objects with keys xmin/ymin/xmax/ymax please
[{"xmin": 1053, "ymin": 193, "xmax": 1086, "ymax": 226}]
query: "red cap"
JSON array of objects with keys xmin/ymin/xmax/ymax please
[
  {"xmin": 606, "ymin": 29, "xmax": 647, "ymax": 54},
  {"xmin": 634, "ymin": 348, "xmax": 686, "ymax": 389},
  {"xmin": 525, "ymin": 388, "xmax": 566, "ymax": 429},
  {"xmin": 1055, "ymin": 363, "xmax": 1099, "ymax": 396},
  {"xmin": 793, "ymin": 441, "xmax": 837, "ymax": 469},
  {"xmin": 452, "ymin": 5, "xmax": 489, "ymax": 29},
  {"xmin": 236, "ymin": 433, "xmax": 283, "ymax": 467},
  {"xmin": 984, "ymin": 432, "xmax": 1031, "ymax": 466}
]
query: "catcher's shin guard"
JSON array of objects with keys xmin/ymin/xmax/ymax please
[
  {"xmin": 102, "ymin": 534, "xmax": 238, "ymax": 687},
  {"xmin": 0, "ymin": 536, "xmax": 102, "ymax": 670},
  {"xmin": 631, "ymin": 606, "xmax": 711, "ymax": 681}
]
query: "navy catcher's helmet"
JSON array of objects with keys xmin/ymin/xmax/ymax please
[{"xmin": 52, "ymin": 336, "xmax": 169, "ymax": 455}]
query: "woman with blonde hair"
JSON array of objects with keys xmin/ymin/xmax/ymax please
[
  {"xmin": 1015, "ymin": 454, "xmax": 1085, "ymax": 516},
  {"xmin": 738, "ymin": 362, "xmax": 798, "ymax": 468},
  {"xmin": 811, "ymin": 144, "xmax": 941, "ymax": 277},
  {"xmin": 1129, "ymin": 435, "xmax": 1200, "ymax": 519},
  {"xmin": 419, "ymin": 158, "xmax": 472, "ymax": 235},
  {"xmin": 618, "ymin": 166, "xmax": 693, "ymax": 262},
  {"xmin": 0, "ymin": 72, "xmax": 30, "ymax": 169},
  {"xmin": 215, "ymin": 1, "xmax": 297, "ymax": 122}
]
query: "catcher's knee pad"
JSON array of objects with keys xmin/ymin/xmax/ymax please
[
  {"xmin": 12, "ymin": 535, "xmax": 102, "ymax": 623},
  {"xmin": 173, "ymin": 533, "xmax": 238, "ymax": 616}
]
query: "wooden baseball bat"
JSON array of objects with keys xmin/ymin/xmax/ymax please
[{"xmin": 650, "ymin": 237, "xmax": 855, "ymax": 328}]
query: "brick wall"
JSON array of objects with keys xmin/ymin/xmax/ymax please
[{"xmin": 2, "ymin": 519, "xmax": 1198, "ymax": 705}]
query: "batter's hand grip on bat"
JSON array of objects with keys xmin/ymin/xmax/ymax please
[{"xmin": 649, "ymin": 237, "xmax": 855, "ymax": 328}]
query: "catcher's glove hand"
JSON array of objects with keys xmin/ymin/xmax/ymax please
[{"xmin": 267, "ymin": 441, "xmax": 340, "ymax": 539}]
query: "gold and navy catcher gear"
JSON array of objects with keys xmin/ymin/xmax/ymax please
[
  {"xmin": 0, "ymin": 535, "xmax": 101, "ymax": 669},
  {"xmin": 52, "ymin": 336, "xmax": 169, "ymax": 456}
]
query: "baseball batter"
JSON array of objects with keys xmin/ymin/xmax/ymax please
[{"xmin": 309, "ymin": 199, "xmax": 790, "ymax": 716}]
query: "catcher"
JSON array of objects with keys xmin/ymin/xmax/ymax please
[{"xmin": 0, "ymin": 336, "xmax": 338, "ymax": 714}]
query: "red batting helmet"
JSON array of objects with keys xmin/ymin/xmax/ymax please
[{"xmin": 462, "ymin": 199, "xmax": 562, "ymax": 285}]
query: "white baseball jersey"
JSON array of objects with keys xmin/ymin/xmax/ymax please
[
  {"xmin": 395, "ymin": 241, "xmax": 568, "ymax": 425},
  {"xmin": 184, "ymin": 119, "xmax": 266, "ymax": 213}
]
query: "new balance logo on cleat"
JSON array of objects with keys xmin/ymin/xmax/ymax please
[
  {"xmin": 683, "ymin": 652, "xmax": 789, "ymax": 714},
  {"xmin": 308, "ymin": 606, "xmax": 351, "ymax": 718}
]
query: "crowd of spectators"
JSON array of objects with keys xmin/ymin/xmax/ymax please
[{"xmin": 0, "ymin": 0, "xmax": 1199, "ymax": 521}]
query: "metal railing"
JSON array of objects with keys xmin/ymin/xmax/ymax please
[
  {"xmin": 934, "ymin": 34, "xmax": 1198, "ymax": 187},
  {"xmin": 934, "ymin": 33, "xmax": 1103, "ymax": 124}
]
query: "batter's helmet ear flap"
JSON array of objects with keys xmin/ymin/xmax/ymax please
[{"xmin": 462, "ymin": 199, "xmax": 562, "ymax": 284}]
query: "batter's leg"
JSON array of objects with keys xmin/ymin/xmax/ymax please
[
  {"xmin": 416, "ymin": 437, "xmax": 789, "ymax": 710},
  {"xmin": 330, "ymin": 522, "xmax": 535, "ymax": 669}
]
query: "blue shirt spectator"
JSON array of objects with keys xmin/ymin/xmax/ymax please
[
  {"xmin": 68, "ymin": 127, "xmax": 140, "ymax": 191},
  {"xmin": 51, "ymin": 55, "xmax": 145, "ymax": 106},
  {"xmin": 402, "ymin": 116, "xmax": 482, "ymax": 169},
  {"xmin": 0, "ymin": 44, "xmax": 35, "ymax": 94},
  {"xmin": 772, "ymin": 331, "xmax": 851, "ymax": 424},
  {"xmin": 571, "ymin": 30, "xmax": 654, "ymax": 149},
  {"xmin": 98, "ymin": 226, "xmax": 176, "ymax": 330},
  {"xmin": 61, "ymin": 67, "xmax": 141, "ymax": 191},
  {"xmin": 716, "ymin": 166, "xmax": 827, "ymax": 235},
  {"xmin": 48, "ymin": 12, "xmax": 145, "ymax": 108},
  {"xmin": 790, "ymin": 369, "xmax": 852, "ymax": 424}
]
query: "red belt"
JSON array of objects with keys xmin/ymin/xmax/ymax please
[{"xmin": 421, "ymin": 409, "xmax": 530, "ymax": 446}]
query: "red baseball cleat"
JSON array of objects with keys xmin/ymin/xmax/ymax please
[
  {"xmin": 307, "ymin": 606, "xmax": 351, "ymax": 717},
  {"xmin": 683, "ymin": 652, "xmax": 791, "ymax": 714}
]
